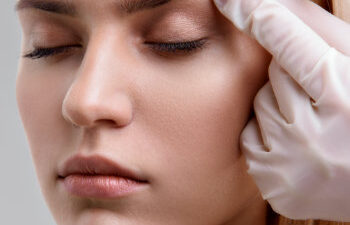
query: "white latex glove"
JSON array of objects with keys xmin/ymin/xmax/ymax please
[{"xmin": 213, "ymin": 0, "xmax": 350, "ymax": 222}]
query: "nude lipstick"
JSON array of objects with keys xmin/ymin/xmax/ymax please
[{"xmin": 57, "ymin": 154, "xmax": 149, "ymax": 198}]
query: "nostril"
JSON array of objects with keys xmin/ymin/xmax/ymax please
[{"xmin": 95, "ymin": 119, "xmax": 118, "ymax": 127}]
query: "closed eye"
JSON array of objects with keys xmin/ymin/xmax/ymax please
[
  {"xmin": 145, "ymin": 38, "xmax": 207, "ymax": 54},
  {"xmin": 22, "ymin": 45, "xmax": 82, "ymax": 59},
  {"xmin": 22, "ymin": 39, "xmax": 208, "ymax": 60}
]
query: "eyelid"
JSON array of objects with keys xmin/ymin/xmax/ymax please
[
  {"xmin": 145, "ymin": 38, "xmax": 207, "ymax": 53},
  {"xmin": 22, "ymin": 44, "xmax": 82, "ymax": 59},
  {"xmin": 22, "ymin": 38, "xmax": 209, "ymax": 60}
]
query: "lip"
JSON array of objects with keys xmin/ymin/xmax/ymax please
[{"xmin": 57, "ymin": 154, "xmax": 149, "ymax": 198}]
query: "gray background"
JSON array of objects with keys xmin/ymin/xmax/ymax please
[{"xmin": 0, "ymin": 1, "xmax": 56, "ymax": 224}]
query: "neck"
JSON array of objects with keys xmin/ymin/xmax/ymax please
[{"xmin": 223, "ymin": 193, "xmax": 270, "ymax": 225}]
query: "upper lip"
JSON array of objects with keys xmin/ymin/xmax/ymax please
[{"xmin": 57, "ymin": 154, "xmax": 148, "ymax": 183}]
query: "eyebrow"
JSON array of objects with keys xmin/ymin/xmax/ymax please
[{"xmin": 14, "ymin": 0, "xmax": 172, "ymax": 16}]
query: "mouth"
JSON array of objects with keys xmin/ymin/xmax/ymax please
[{"xmin": 57, "ymin": 154, "xmax": 149, "ymax": 198}]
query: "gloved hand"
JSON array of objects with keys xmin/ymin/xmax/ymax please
[{"xmin": 213, "ymin": 0, "xmax": 350, "ymax": 222}]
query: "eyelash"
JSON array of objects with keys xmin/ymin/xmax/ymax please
[{"xmin": 22, "ymin": 39, "xmax": 208, "ymax": 60}]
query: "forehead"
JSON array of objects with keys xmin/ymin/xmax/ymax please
[
  {"xmin": 15, "ymin": 0, "xmax": 174, "ymax": 16},
  {"xmin": 14, "ymin": 0, "xmax": 220, "ymax": 34}
]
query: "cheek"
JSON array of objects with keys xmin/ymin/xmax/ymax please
[
  {"xmin": 141, "ymin": 36, "xmax": 270, "ymax": 176},
  {"xmin": 135, "ymin": 34, "xmax": 270, "ymax": 212},
  {"xmin": 15, "ymin": 61, "xmax": 76, "ymax": 183}
]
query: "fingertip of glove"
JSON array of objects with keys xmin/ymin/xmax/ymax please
[{"xmin": 213, "ymin": 0, "xmax": 258, "ymax": 33}]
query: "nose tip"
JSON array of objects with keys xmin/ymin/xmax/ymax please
[
  {"xmin": 60, "ymin": 31, "xmax": 136, "ymax": 129},
  {"xmin": 62, "ymin": 89, "xmax": 133, "ymax": 128}
]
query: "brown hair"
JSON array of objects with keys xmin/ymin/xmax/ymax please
[
  {"xmin": 267, "ymin": 1, "xmax": 350, "ymax": 224},
  {"xmin": 268, "ymin": 204, "xmax": 350, "ymax": 225},
  {"xmin": 329, "ymin": 0, "xmax": 350, "ymax": 22}
]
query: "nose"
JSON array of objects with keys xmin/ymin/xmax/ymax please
[{"xmin": 62, "ymin": 33, "xmax": 134, "ymax": 128}]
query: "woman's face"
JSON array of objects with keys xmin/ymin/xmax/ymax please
[{"xmin": 16, "ymin": 0, "xmax": 271, "ymax": 224}]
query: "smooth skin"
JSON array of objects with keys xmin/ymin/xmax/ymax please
[{"xmin": 15, "ymin": 0, "xmax": 272, "ymax": 225}]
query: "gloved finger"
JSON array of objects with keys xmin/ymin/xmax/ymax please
[
  {"xmin": 213, "ymin": 0, "xmax": 332, "ymax": 100},
  {"xmin": 240, "ymin": 117, "xmax": 289, "ymax": 200},
  {"xmin": 253, "ymin": 82, "xmax": 287, "ymax": 150},
  {"xmin": 241, "ymin": 117, "xmax": 270, "ymax": 157},
  {"xmin": 309, "ymin": 48, "xmax": 350, "ymax": 108},
  {"xmin": 279, "ymin": 0, "xmax": 350, "ymax": 56},
  {"xmin": 268, "ymin": 59, "xmax": 313, "ymax": 124}
]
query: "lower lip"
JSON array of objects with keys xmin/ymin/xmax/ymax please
[{"xmin": 61, "ymin": 175, "xmax": 148, "ymax": 198}]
